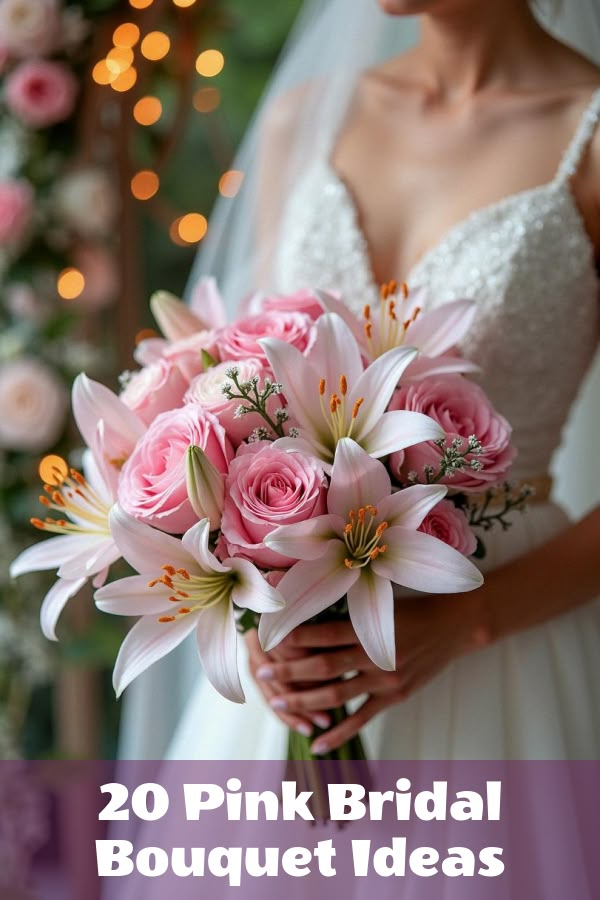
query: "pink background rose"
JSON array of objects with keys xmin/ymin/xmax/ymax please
[
  {"xmin": 390, "ymin": 374, "xmax": 516, "ymax": 491},
  {"xmin": 220, "ymin": 441, "xmax": 327, "ymax": 568},
  {"xmin": 118, "ymin": 404, "xmax": 233, "ymax": 534},
  {"xmin": 184, "ymin": 358, "xmax": 281, "ymax": 447},
  {"xmin": 72, "ymin": 244, "xmax": 119, "ymax": 310},
  {"xmin": 0, "ymin": 357, "xmax": 67, "ymax": 452},
  {"xmin": 419, "ymin": 499, "xmax": 477, "ymax": 557},
  {"xmin": 214, "ymin": 310, "xmax": 315, "ymax": 368},
  {"xmin": 120, "ymin": 360, "xmax": 188, "ymax": 426},
  {"xmin": 5, "ymin": 60, "xmax": 78, "ymax": 129},
  {"xmin": 0, "ymin": 179, "xmax": 33, "ymax": 248}
]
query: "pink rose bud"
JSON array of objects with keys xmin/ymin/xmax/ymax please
[
  {"xmin": 5, "ymin": 60, "xmax": 78, "ymax": 129},
  {"xmin": 418, "ymin": 499, "xmax": 477, "ymax": 557},
  {"xmin": 220, "ymin": 441, "xmax": 327, "ymax": 568},
  {"xmin": 120, "ymin": 359, "xmax": 188, "ymax": 426},
  {"xmin": 118, "ymin": 404, "xmax": 233, "ymax": 534},
  {"xmin": 390, "ymin": 374, "xmax": 516, "ymax": 492}
]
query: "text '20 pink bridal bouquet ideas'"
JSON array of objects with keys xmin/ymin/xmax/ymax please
[{"xmin": 11, "ymin": 278, "xmax": 528, "ymax": 760}]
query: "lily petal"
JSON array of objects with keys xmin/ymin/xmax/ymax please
[
  {"xmin": 313, "ymin": 290, "xmax": 365, "ymax": 345},
  {"xmin": 229, "ymin": 558, "xmax": 285, "ymax": 612},
  {"xmin": 352, "ymin": 345, "xmax": 418, "ymax": 437},
  {"xmin": 308, "ymin": 312, "xmax": 364, "ymax": 388},
  {"xmin": 258, "ymin": 545, "xmax": 359, "ymax": 652},
  {"xmin": 150, "ymin": 290, "xmax": 205, "ymax": 341},
  {"xmin": 95, "ymin": 575, "xmax": 171, "ymax": 616},
  {"xmin": 108, "ymin": 506, "xmax": 194, "ymax": 576},
  {"xmin": 112, "ymin": 614, "xmax": 197, "ymax": 698},
  {"xmin": 41, "ymin": 577, "xmax": 86, "ymax": 641},
  {"xmin": 72, "ymin": 373, "xmax": 144, "ymax": 453},
  {"xmin": 190, "ymin": 277, "xmax": 228, "ymax": 330},
  {"xmin": 196, "ymin": 602, "xmax": 245, "ymax": 703},
  {"xmin": 327, "ymin": 438, "xmax": 390, "ymax": 519},
  {"xmin": 361, "ymin": 410, "xmax": 444, "ymax": 457},
  {"xmin": 403, "ymin": 354, "xmax": 480, "ymax": 382},
  {"xmin": 372, "ymin": 527, "xmax": 484, "ymax": 593},
  {"xmin": 377, "ymin": 483, "xmax": 448, "ymax": 530},
  {"xmin": 271, "ymin": 436, "xmax": 333, "ymax": 468},
  {"xmin": 264, "ymin": 515, "xmax": 345, "ymax": 561},
  {"xmin": 182, "ymin": 519, "xmax": 230, "ymax": 574},
  {"xmin": 260, "ymin": 338, "xmax": 324, "ymax": 436},
  {"xmin": 406, "ymin": 299, "xmax": 476, "ymax": 358},
  {"xmin": 58, "ymin": 538, "xmax": 120, "ymax": 580},
  {"xmin": 10, "ymin": 534, "xmax": 101, "ymax": 578},
  {"xmin": 347, "ymin": 570, "xmax": 396, "ymax": 670}
]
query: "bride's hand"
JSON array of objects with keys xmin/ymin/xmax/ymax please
[{"xmin": 252, "ymin": 592, "xmax": 490, "ymax": 754}]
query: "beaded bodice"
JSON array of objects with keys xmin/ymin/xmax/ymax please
[{"xmin": 274, "ymin": 90, "xmax": 600, "ymax": 479}]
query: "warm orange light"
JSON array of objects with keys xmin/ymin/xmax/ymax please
[
  {"xmin": 131, "ymin": 170, "xmax": 160, "ymax": 200},
  {"xmin": 39, "ymin": 455, "xmax": 69, "ymax": 486},
  {"xmin": 135, "ymin": 328, "xmax": 160, "ymax": 344},
  {"xmin": 177, "ymin": 213, "xmax": 208, "ymax": 243},
  {"xmin": 173, "ymin": 0, "xmax": 197, "ymax": 6},
  {"xmin": 92, "ymin": 60, "xmax": 116, "ymax": 85},
  {"xmin": 219, "ymin": 170, "xmax": 244, "ymax": 199},
  {"xmin": 133, "ymin": 96, "xmax": 163, "ymax": 126},
  {"xmin": 106, "ymin": 46, "xmax": 134, "ymax": 75},
  {"xmin": 113, "ymin": 23, "xmax": 140, "ymax": 48},
  {"xmin": 129, "ymin": 0, "xmax": 154, "ymax": 8},
  {"xmin": 196, "ymin": 49, "xmax": 224, "ymax": 77},
  {"xmin": 193, "ymin": 87, "xmax": 220, "ymax": 113},
  {"xmin": 58, "ymin": 268, "xmax": 85, "ymax": 300},
  {"xmin": 169, "ymin": 218, "xmax": 187, "ymax": 246},
  {"xmin": 141, "ymin": 31, "xmax": 171, "ymax": 61},
  {"xmin": 111, "ymin": 66, "xmax": 138, "ymax": 92}
]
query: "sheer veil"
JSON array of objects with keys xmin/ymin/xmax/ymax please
[{"xmin": 118, "ymin": 0, "xmax": 600, "ymax": 759}]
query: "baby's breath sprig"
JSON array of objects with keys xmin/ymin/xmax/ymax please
[
  {"xmin": 467, "ymin": 482, "xmax": 533, "ymax": 532},
  {"xmin": 221, "ymin": 367, "xmax": 288, "ymax": 439},
  {"xmin": 421, "ymin": 435, "xmax": 485, "ymax": 484}
]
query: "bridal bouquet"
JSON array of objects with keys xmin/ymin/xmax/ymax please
[{"xmin": 11, "ymin": 278, "xmax": 523, "ymax": 760}]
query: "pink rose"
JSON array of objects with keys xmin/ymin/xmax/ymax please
[
  {"xmin": 0, "ymin": 179, "xmax": 33, "ymax": 248},
  {"xmin": 72, "ymin": 244, "xmax": 119, "ymax": 310},
  {"xmin": 5, "ymin": 61, "xmax": 78, "ymax": 129},
  {"xmin": 389, "ymin": 374, "xmax": 516, "ymax": 492},
  {"xmin": 0, "ymin": 0, "xmax": 61, "ymax": 58},
  {"xmin": 120, "ymin": 360, "xmax": 188, "ymax": 427},
  {"xmin": 135, "ymin": 331, "xmax": 218, "ymax": 381},
  {"xmin": 261, "ymin": 289, "xmax": 324, "ymax": 320},
  {"xmin": 214, "ymin": 310, "xmax": 315, "ymax": 368},
  {"xmin": 220, "ymin": 442, "xmax": 327, "ymax": 568},
  {"xmin": 184, "ymin": 358, "xmax": 282, "ymax": 447},
  {"xmin": 118, "ymin": 404, "xmax": 233, "ymax": 534},
  {"xmin": 418, "ymin": 499, "xmax": 477, "ymax": 557}
]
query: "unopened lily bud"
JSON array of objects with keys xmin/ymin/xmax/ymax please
[
  {"xmin": 185, "ymin": 445, "xmax": 225, "ymax": 530},
  {"xmin": 150, "ymin": 290, "xmax": 206, "ymax": 341}
]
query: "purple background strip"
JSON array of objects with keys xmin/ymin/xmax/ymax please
[{"xmin": 1, "ymin": 760, "xmax": 598, "ymax": 900}]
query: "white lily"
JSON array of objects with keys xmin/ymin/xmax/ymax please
[
  {"xmin": 315, "ymin": 284, "xmax": 478, "ymax": 379},
  {"xmin": 150, "ymin": 277, "xmax": 227, "ymax": 341},
  {"xmin": 259, "ymin": 438, "xmax": 483, "ymax": 670},
  {"xmin": 259, "ymin": 312, "xmax": 444, "ymax": 470},
  {"xmin": 95, "ymin": 506, "xmax": 285, "ymax": 703}
]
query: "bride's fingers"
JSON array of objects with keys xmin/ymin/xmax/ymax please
[
  {"xmin": 256, "ymin": 647, "xmax": 369, "ymax": 684},
  {"xmin": 310, "ymin": 695, "xmax": 391, "ymax": 755},
  {"xmin": 270, "ymin": 673, "xmax": 375, "ymax": 714},
  {"xmin": 280, "ymin": 621, "xmax": 358, "ymax": 649}
]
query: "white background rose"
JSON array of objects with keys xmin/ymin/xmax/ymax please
[{"xmin": 0, "ymin": 357, "xmax": 67, "ymax": 451}]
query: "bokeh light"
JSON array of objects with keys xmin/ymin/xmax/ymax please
[
  {"xmin": 106, "ymin": 46, "xmax": 134, "ymax": 75},
  {"xmin": 92, "ymin": 60, "xmax": 115, "ymax": 85},
  {"xmin": 193, "ymin": 87, "xmax": 220, "ymax": 113},
  {"xmin": 111, "ymin": 66, "xmax": 138, "ymax": 92},
  {"xmin": 173, "ymin": 0, "xmax": 197, "ymax": 6},
  {"xmin": 113, "ymin": 23, "xmax": 140, "ymax": 48},
  {"xmin": 131, "ymin": 170, "xmax": 160, "ymax": 200},
  {"xmin": 134, "ymin": 96, "xmax": 163, "ymax": 126},
  {"xmin": 129, "ymin": 0, "xmax": 154, "ymax": 8},
  {"xmin": 219, "ymin": 170, "xmax": 244, "ymax": 198},
  {"xmin": 39, "ymin": 455, "xmax": 69, "ymax": 486},
  {"xmin": 141, "ymin": 31, "xmax": 171, "ymax": 61},
  {"xmin": 177, "ymin": 213, "xmax": 208, "ymax": 243},
  {"xmin": 57, "ymin": 268, "xmax": 85, "ymax": 300},
  {"xmin": 135, "ymin": 328, "xmax": 159, "ymax": 344},
  {"xmin": 196, "ymin": 50, "xmax": 225, "ymax": 77}
]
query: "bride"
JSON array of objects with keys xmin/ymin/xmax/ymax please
[{"xmin": 120, "ymin": 0, "xmax": 600, "ymax": 760}]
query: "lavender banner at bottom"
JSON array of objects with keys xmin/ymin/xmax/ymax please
[{"xmin": 1, "ymin": 760, "xmax": 598, "ymax": 900}]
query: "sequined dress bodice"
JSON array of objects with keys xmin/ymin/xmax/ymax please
[{"xmin": 274, "ymin": 91, "xmax": 600, "ymax": 480}]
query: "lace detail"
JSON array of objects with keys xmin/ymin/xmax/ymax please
[{"xmin": 274, "ymin": 91, "xmax": 600, "ymax": 482}]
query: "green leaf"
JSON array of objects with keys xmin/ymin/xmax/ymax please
[{"xmin": 201, "ymin": 349, "xmax": 218, "ymax": 369}]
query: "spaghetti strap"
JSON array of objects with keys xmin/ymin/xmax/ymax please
[{"xmin": 555, "ymin": 87, "xmax": 600, "ymax": 183}]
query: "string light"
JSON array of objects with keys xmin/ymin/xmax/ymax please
[
  {"xmin": 177, "ymin": 213, "xmax": 208, "ymax": 243},
  {"xmin": 111, "ymin": 66, "xmax": 138, "ymax": 92},
  {"xmin": 38, "ymin": 455, "xmax": 69, "ymax": 486},
  {"xmin": 219, "ymin": 170, "xmax": 244, "ymax": 198},
  {"xmin": 172, "ymin": 0, "xmax": 197, "ymax": 6},
  {"xmin": 134, "ymin": 96, "xmax": 163, "ymax": 126},
  {"xmin": 193, "ymin": 87, "xmax": 220, "ymax": 113},
  {"xmin": 92, "ymin": 60, "xmax": 116, "ymax": 85},
  {"xmin": 141, "ymin": 31, "xmax": 171, "ymax": 61},
  {"xmin": 129, "ymin": 0, "xmax": 154, "ymax": 8},
  {"xmin": 57, "ymin": 268, "xmax": 85, "ymax": 300},
  {"xmin": 131, "ymin": 170, "xmax": 160, "ymax": 200},
  {"xmin": 107, "ymin": 46, "xmax": 134, "ymax": 75},
  {"xmin": 113, "ymin": 23, "xmax": 140, "ymax": 48},
  {"xmin": 196, "ymin": 50, "xmax": 224, "ymax": 77}
]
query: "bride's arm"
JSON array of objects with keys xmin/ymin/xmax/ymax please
[{"xmin": 247, "ymin": 504, "xmax": 600, "ymax": 752}]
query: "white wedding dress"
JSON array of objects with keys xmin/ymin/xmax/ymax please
[{"xmin": 150, "ymin": 88, "xmax": 600, "ymax": 761}]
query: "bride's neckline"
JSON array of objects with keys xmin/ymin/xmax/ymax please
[{"xmin": 320, "ymin": 156, "xmax": 596, "ymax": 287}]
